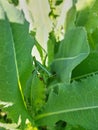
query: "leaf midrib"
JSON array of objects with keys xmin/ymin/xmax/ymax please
[
  {"xmin": 71, "ymin": 71, "xmax": 98, "ymax": 81},
  {"xmin": 35, "ymin": 105, "xmax": 98, "ymax": 120},
  {"xmin": 7, "ymin": 14, "xmax": 27, "ymax": 109},
  {"xmin": 53, "ymin": 53, "xmax": 89, "ymax": 62}
]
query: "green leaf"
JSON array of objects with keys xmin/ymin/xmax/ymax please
[
  {"xmin": 51, "ymin": 27, "xmax": 90, "ymax": 83},
  {"xmin": 72, "ymin": 28, "xmax": 98, "ymax": 80},
  {"xmin": 47, "ymin": 31, "xmax": 57, "ymax": 66},
  {"xmin": 35, "ymin": 74, "xmax": 98, "ymax": 130},
  {"xmin": 34, "ymin": 42, "xmax": 46, "ymax": 64},
  {"xmin": 25, "ymin": 71, "xmax": 46, "ymax": 116},
  {"xmin": 71, "ymin": 1, "xmax": 98, "ymax": 80},
  {"xmin": 75, "ymin": 8, "xmax": 89, "ymax": 27},
  {"xmin": 65, "ymin": 5, "xmax": 77, "ymax": 31},
  {"xmin": 63, "ymin": 124, "xmax": 86, "ymax": 130},
  {"xmin": 70, "ymin": 126, "xmax": 87, "ymax": 130},
  {"xmin": 0, "ymin": 0, "xmax": 34, "ymax": 126},
  {"xmin": 76, "ymin": 0, "xmax": 98, "ymax": 33}
]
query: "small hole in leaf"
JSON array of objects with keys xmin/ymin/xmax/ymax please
[{"xmin": 55, "ymin": 120, "xmax": 67, "ymax": 129}]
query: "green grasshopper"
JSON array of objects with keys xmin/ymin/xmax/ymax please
[{"xmin": 32, "ymin": 56, "xmax": 53, "ymax": 83}]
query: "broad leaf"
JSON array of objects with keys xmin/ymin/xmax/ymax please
[
  {"xmin": 72, "ymin": 29, "xmax": 98, "ymax": 80},
  {"xmin": 0, "ymin": 0, "xmax": 34, "ymax": 126},
  {"xmin": 51, "ymin": 27, "xmax": 90, "ymax": 83},
  {"xmin": 35, "ymin": 74, "xmax": 98, "ymax": 130},
  {"xmin": 76, "ymin": 0, "xmax": 97, "ymax": 33},
  {"xmin": 72, "ymin": 1, "xmax": 98, "ymax": 80}
]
